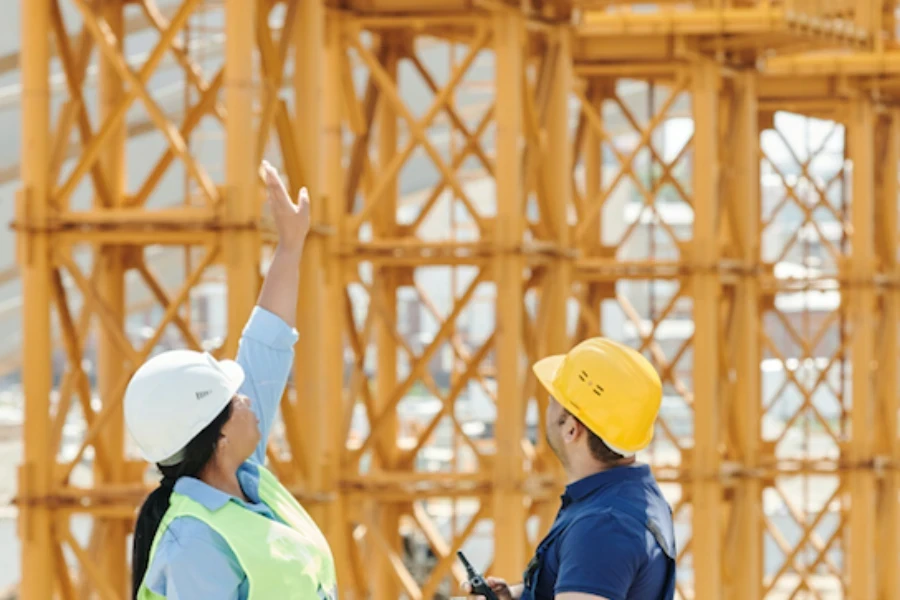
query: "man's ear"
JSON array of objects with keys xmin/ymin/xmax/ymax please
[{"xmin": 562, "ymin": 418, "xmax": 581, "ymax": 444}]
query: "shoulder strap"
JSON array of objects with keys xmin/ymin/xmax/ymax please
[{"xmin": 613, "ymin": 503, "xmax": 676, "ymax": 560}]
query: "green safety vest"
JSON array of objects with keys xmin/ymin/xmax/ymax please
[{"xmin": 139, "ymin": 465, "xmax": 337, "ymax": 599}]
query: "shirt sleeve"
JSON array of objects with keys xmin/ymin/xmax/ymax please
[
  {"xmin": 554, "ymin": 512, "xmax": 642, "ymax": 600},
  {"xmin": 235, "ymin": 306, "xmax": 299, "ymax": 465},
  {"xmin": 145, "ymin": 519, "xmax": 247, "ymax": 600}
]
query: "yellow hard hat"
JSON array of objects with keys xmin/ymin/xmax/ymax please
[{"xmin": 532, "ymin": 338, "xmax": 663, "ymax": 456}]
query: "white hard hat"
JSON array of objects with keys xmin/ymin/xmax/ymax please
[{"xmin": 124, "ymin": 349, "xmax": 245, "ymax": 465}]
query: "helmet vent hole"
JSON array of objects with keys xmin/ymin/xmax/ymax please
[{"xmin": 578, "ymin": 370, "xmax": 605, "ymax": 395}]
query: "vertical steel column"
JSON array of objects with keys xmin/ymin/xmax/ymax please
[
  {"xmin": 538, "ymin": 28, "xmax": 573, "ymax": 537},
  {"xmin": 582, "ymin": 83, "xmax": 602, "ymax": 257},
  {"xmin": 731, "ymin": 72, "xmax": 762, "ymax": 600},
  {"xmin": 492, "ymin": 10, "xmax": 527, "ymax": 578},
  {"xmin": 847, "ymin": 94, "xmax": 877, "ymax": 599},
  {"xmin": 373, "ymin": 35, "xmax": 401, "ymax": 600},
  {"xmin": 18, "ymin": 0, "xmax": 52, "ymax": 596},
  {"xmin": 690, "ymin": 59, "xmax": 723, "ymax": 600},
  {"xmin": 543, "ymin": 28, "xmax": 572, "ymax": 357},
  {"xmin": 875, "ymin": 110, "xmax": 899, "ymax": 600},
  {"xmin": 95, "ymin": 0, "xmax": 128, "ymax": 591},
  {"xmin": 224, "ymin": 0, "xmax": 259, "ymax": 351},
  {"xmin": 575, "ymin": 81, "xmax": 606, "ymax": 345},
  {"xmin": 296, "ymin": 0, "xmax": 326, "ymax": 525},
  {"xmin": 297, "ymin": 2, "xmax": 348, "ymax": 591},
  {"xmin": 322, "ymin": 11, "xmax": 349, "ymax": 593},
  {"xmin": 543, "ymin": 24, "xmax": 572, "ymax": 475}
]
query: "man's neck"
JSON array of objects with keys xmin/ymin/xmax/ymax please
[
  {"xmin": 199, "ymin": 463, "xmax": 249, "ymax": 503},
  {"xmin": 566, "ymin": 456, "xmax": 636, "ymax": 484}
]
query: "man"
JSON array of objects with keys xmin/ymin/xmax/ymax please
[{"xmin": 465, "ymin": 337, "xmax": 677, "ymax": 600}]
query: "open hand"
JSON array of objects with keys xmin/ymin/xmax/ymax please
[
  {"xmin": 461, "ymin": 577, "xmax": 516, "ymax": 600},
  {"xmin": 260, "ymin": 160, "xmax": 310, "ymax": 252}
]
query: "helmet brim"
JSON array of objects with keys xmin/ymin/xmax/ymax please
[
  {"xmin": 218, "ymin": 359, "xmax": 246, "ymax": 392},
  {"xmin": 532, "ymin": 354, "xmax": 565, "ymax": 400}
]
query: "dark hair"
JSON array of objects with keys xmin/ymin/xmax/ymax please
[
  {"xmin": 131, "ymin": 403, "xmax": 233, "ymax": 599},
  {"xmin": 585, "ymin": 427, "xmax": 626, "ymax": 464},
  {"xmin": 565, "ymin": 409, "xmax": 625, "ymax": 464}
]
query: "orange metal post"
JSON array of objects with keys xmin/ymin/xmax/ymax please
[
  {"xmin": 538, "ymin": 26, "xmax": 574, "ymax": 538},
  {"xmin": 848, "ymin": 94, "xmax": 877, "ymax": 599},
  {"xmin": 690, "ymin": 58, "xmax": 723, "ymax": 600},
  {"xmin": 875, "ymin": 109, "xmax": 900, "ymax": 600},
  {"xmin": 224, "ymin": 0, "xmax": 259, "ymax": 351},
  {"xmin": 731, "ymin": 71, "xmax": 762, "ymax": 600},
  {"xmin": 543, "ymin": 27, "xmax": 574, "ymax": 358},
  {"xmin": 295, "ymin": 0, "xmax": 327, "ymax": 526},
  {"xmin": 295, "ymin": 2, "xmax": 349, "ymax": 593},
  {"xmin": 492, "ymin": 9, "xmax": 527, "ymax": 580},
  {"xmin": 94, "ymin": 0, "xmax": 129, "ymax": 592},
  {"xmin": 575, "ymin": 80, "xmax": 607, "ymax": 343},
  {"xmin": 18, "ymin": 0, "xmax": 53, "ymax": 597},
  {"xmin": 322, "ymin": 11, "xmax": 349, "ymax": 594},
  {"xmin": 372, "ymin": 34, "xmax": 402, "ymax": 600}
]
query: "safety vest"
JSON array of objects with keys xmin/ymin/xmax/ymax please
[{"xmin": 139, "ymin": 465, "xmax": 337, "ymax": 600}]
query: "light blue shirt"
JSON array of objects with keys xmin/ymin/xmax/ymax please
[{"xmin": 144, "ymin": 306, "xmax": 299, "ymax": 599}]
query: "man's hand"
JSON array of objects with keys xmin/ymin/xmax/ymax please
[
  {"xmin": 261, "ymin": 160, "xmax": 310, "ymax": 253},
  {"xmin": 461, "ymin": 577, "xmax": 521, "ymax": 600}
]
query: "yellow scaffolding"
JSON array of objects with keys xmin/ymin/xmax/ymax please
[{"xmin": 12, "ymin": 0, "xmax": 900, "ymax": 598}]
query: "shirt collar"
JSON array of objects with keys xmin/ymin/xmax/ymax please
[
  {"xmin": 172, "ymin": 461, "xmax": 262, "ymax": 511},
  {"xmin": 562, "ymin": 463, "xmax": 651, "ymax": 505}
]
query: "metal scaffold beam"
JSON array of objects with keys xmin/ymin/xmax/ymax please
[
  {"xmin": 19, "ymin": 0, "xmax": 53, "ymax": 596},
  {"xmin": 13, "ymin": 0, "xmax": 900, "ymax": 598}
]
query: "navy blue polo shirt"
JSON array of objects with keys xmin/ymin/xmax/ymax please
[{"xmin": 522, "ymin": 463, "xmax": 676, "ymax": 600}]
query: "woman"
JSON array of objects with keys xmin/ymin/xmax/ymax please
[{"xmin": 125, "ymin": 162, "xmax": 336, "ymax": 599}]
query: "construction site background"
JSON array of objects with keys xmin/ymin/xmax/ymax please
[{"xmin": 4, "ymin": 0, "xmax": 900, "ymax": 598}]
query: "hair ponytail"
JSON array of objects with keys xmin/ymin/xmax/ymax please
[{"xmin": 131, "ymin": 402, "xmax": 234, "ymax": 599}]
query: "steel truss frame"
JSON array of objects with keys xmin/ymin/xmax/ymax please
[{"xmin": 14, "ymin": 0, "xmax": 900, "ymax": 598}]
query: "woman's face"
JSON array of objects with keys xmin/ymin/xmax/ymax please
[{"xmin": 218, "ymin": 394, "xmax": 261, "ymax": 464}]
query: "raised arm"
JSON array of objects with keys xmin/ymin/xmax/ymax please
[
  {"xmin": 235, "ymin": 162, "xmax": 310, "ymax": 464},
  {"xmin": 257, "ymin": 161, "xmax": 309, "ymax": 326}
]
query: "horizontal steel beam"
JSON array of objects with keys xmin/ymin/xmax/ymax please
[
  {"xmin": 580, "ymin": 8, "xmax": 869, "ymax": 43},
  {"xmin": 763, "ymin": 52, "xmax": 900, "ymax": 75}
]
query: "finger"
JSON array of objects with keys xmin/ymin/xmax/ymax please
[
  {"xmin": 260, "ymin": 160, "xmax": 278, "ymax": 185},
  {"xmin": 264, "ymin": 166, "xmax": 285, "ymax": 194},
  {"xmin": 261, "ymin": 161, "xmax": 291, "ymax": 205},
  {"xmin": 298, "ymin": 186, "xmax": 309, "ymax": 206}
]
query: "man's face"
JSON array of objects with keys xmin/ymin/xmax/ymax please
[{"xmin": 544, "ymin": 396, "xmax": 569, "ymax": 468}]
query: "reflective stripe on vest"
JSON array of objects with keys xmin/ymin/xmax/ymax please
[{"xmin": 138, "ymin": 466, "xmax": 336, "ymax": 600}]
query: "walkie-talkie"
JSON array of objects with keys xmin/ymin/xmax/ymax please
[{"xmin": 457, "ymin": 551, "xmax": 499, "ymax": 600}]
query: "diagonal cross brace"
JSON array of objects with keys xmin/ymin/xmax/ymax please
[
  {"xmin": 58, "ymin": 0, "xmax": 219, "ymax": 207},
  {"xmin": 347, "ymin": 29, "xmax": 491, "ymax": 234},
  {"xmin": 56, "ymin": 246, "xmax": 218, "ymax": 483}
]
